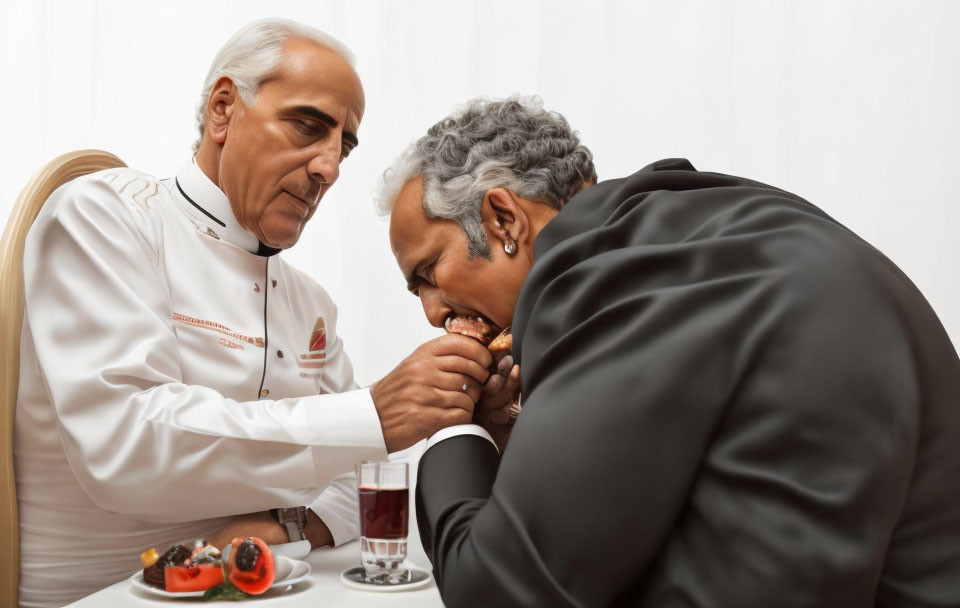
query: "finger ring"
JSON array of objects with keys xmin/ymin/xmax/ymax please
[{"xmin": 461, "ymin": 383, "xmax": 469, "ymax": 392}]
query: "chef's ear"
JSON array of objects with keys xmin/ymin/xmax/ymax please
[
  {"xmin": 481, "ymin": 188, "xmax": 530, "ymax": 248},
  {"xmin": 203, "ymin": 76, "xmax": 240, "ymax": 145}
]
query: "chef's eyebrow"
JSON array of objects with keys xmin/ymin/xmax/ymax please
[{"xmin": 291, "ymin": 105, "xmax": 360, "ymax": 147}]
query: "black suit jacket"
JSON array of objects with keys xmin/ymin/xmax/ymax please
[{"xmin": 416, "ymin": 159, "xmax": 960, "ymax": 607}]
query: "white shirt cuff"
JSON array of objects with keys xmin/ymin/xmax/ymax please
[
  {"xmin": 307, "ymin": 481, "xmax": 358, "ymax": 547},
  {"xmin": 425, "ymin": 424, "xmax": 498, "ymax": 453},
  {"xmin": 306, "ymin": 387, "xmax": 387, "ymax": 485}
]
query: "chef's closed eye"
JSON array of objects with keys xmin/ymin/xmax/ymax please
[{"xmin": 291, "ymin": 119, "xmax": 327, "ymax": 137}]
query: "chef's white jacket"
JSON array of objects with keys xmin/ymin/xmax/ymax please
[{"xmin": 14, "ymin": 158, "xmax": 387, "ymax": 607}]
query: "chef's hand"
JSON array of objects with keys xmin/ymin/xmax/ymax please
[
  {"xmin": 207, "ymin": 510, "xmax": 334, "ymax": 550},
  {"xmin": 372, "ymin": 334, "xmax": 492, "ymax": 453},
  {"xmin": 475, "ymin": 355, "xmax": 521, "ymax": 453},
  {"xmin": 206, "ymin": 512, "xmax": 288, "ymax": 550}
]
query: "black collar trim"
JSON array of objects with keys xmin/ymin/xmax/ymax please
[
  {"xmin": 175, "ymin": 177, "xmax": 226, "ymax": 228},
  {"xmin": 256, "ymin": 241, "xmax": 281, "ymax": 257}
]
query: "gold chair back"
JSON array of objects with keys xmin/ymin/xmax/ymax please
[{"xmin": 0, "ymin": 150, "xmax": 126, "ymax": 608}]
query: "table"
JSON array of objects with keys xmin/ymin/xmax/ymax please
[
  {"xmin": 67, "ymin": 442, "xmax": 445, "ymax": 606},
  {"xmin": 66, "ymin": 542, "xmax": 442, "ymax": 607}
]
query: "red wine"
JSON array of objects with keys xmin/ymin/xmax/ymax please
[{"xmin": 358, "ymin": 487, "xmax": 408, "ymax": 539}]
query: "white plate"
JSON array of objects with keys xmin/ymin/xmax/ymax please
[{"xmin": 130, "ymin": 555, "xmax": 311, "ymax": 598}]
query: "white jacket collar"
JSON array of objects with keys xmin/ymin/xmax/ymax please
[{"xmin": 173, "ymin": 158, "xmax": 279, "ymax": 256}]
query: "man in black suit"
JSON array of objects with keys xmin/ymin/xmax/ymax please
[{"xmin": 381, "ymin": 96, "xmax": 960, "ymax": 607}]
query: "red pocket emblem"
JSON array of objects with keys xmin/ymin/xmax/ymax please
[
  {"xmin": 309, "ymin": 317, "xmax": 326, "ymax": 352},
  {"xmin": 300, "ymin": 317, "xmax": 326, "ymax": 379}
]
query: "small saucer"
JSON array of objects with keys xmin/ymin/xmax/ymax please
[{"xmin": 340, "ymin": 566, "xmax": 432, "ymax": 592}]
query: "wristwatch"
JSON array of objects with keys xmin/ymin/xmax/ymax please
[{"xmin": 270, "ymin": 506, "xmax": 307, "ymax": 542}]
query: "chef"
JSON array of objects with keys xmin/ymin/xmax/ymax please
[{"xmin": 14, "ymin": 19, "xmax": 491, "ymax": 607}]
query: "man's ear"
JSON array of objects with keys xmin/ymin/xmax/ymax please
[
  {"xmin": 480, "ymin": 188, "xmax": 530, "ymax": 249},
  {"xmin": 204, "ymin": 76, "xmax": 240, "ymax": 145}
]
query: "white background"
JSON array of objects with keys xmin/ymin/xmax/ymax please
[{"xmin": 2, "ymin": 0, "xmax": 958, "ymax": 386}]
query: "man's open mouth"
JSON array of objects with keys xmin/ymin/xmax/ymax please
[{"xmin": 444, "ymin": 314, "xmax": 501, "ymax": 345}]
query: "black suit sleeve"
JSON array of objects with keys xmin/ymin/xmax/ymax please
[
  {"xmin": 416, "ymin": 195, "xmax": 920, "ymax": 607},
  {"xmin": 416, "ymin": 434, "xmax": 500, "ymax": 568}
]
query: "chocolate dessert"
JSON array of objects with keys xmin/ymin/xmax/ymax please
[{"xmin": 142, "ymin": 544, "xmax": 190, "ymax": 590}]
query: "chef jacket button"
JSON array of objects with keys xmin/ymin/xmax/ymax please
[
  {"xmin": 277, "ymin": 350, "xmax": 284, "ymax": 358},
  {"xmin": 260, "ymin": 389, "xmax": 269, "ymax": 398},
  {"xmin": 272, "ymin": 279, "xmax": 278, "ymax": 288},
  {"xmin": 254, "ymin": 283, "xmax": 260, "ymax": 292}
]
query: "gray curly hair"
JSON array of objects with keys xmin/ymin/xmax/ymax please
[{"xmin": 377, "ymin": 96, "xmax": 597, "ymax": 258}]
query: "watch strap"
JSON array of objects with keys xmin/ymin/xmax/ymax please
[{"xmin": 272, "ymin": 506, "xmax": 307, "ymax": 542}]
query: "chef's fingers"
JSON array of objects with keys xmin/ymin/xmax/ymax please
[
  {"xmin": 434, "ymin": 387, "xmax": 478, "ymax": 416},
  {"xmin": 435, "ymin": 372, "xmax": 482, "ymax": 404},
  {"xmin": 429, "ymin": 334, "xmax": 493, "ymax": 368},
  {"xmin": 436, "ymin": 355, "xmax": 490, "ymax": 385}
]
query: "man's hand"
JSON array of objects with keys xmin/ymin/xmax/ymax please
[
  {"xmin": 206, "ymin": 510, "xmax": 334, "ymax": 551},
  {"xmin": 206, "ymin": 512, "xmax": 288, "ymax": 550},
  {"xmin": 476, "ymin": 354, "xmax": 521, "ymax": 453},
  {"xmin": 371, "ymin": 334, "xmax": 492, "ymax": 452}
]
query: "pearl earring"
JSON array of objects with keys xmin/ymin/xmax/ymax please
[{"xmin": 504, "ymin": 235, "xmax": 517, "ymax": 255}]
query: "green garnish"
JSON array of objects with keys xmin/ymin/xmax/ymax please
[{"xmin": 202, "ymin": 581, "xmax": 248, "ymax": 601}]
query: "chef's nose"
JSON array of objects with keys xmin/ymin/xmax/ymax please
[
  {"xmin": 306, "ymin": 140, "xmax": 341, "ymax": 186},
  {"xmin": 419, "ymin": 286, "xmax": 450, "ymax": 329}
]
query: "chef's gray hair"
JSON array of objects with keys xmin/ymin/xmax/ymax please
[
  {"xmin": 377, "ymin": 96, "xmax": 596, "ymax": 259},
  {"xmin": 193, "ymin": 18, "xmax": 356, "ymax": 152}
]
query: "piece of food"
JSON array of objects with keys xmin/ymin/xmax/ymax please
[
  {"xmin": 140, "ymin": 548, "xmax": 159, "ymax": 568},
  {"xmin": 444, "ymin": 314, "xmax": 514, "ymax": 378},
  {"xmin": 143, "ymin": 544, "xmax": 191, "ymax": 590},
  {"xmin": 486, "ymin": 326, "xmax": 514, "ymax": 373},
  {"xmin": 445, "ymin": 314, "xmax": 500, "ymax": 343},
  {"xmin": 188, "ymin": 539, "xmax": 222, "ymax": 565},
  {"xmin": 445, "ymin": 315, "xmax": 513, "ymax": 364},
  {"xmin": 141, "ymin": 538, "xmax": 226, "ymax": 593},
  {"xmin": 225, "ymin": 537, "xmax": 275, "ymax": 595},
  {"xmin": 165, "ymin": 562, "xmax": 224, "ymax": 593},
  {"xmin": 487, "ymin": 327, "xmax": 513, "ymax": 353}
]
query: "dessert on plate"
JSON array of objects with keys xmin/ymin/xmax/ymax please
[{"xmin": 139, "ymin": 536, "xmax": 276, "ymax": 597}]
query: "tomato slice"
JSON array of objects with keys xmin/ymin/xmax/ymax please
[
  {"xmin": 226, "ymin": 537, "xmax": 276, "ymax": 595},
  {"xmin": 164, "ymin": 563, "xmax": 224, "ymax": 592}
]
